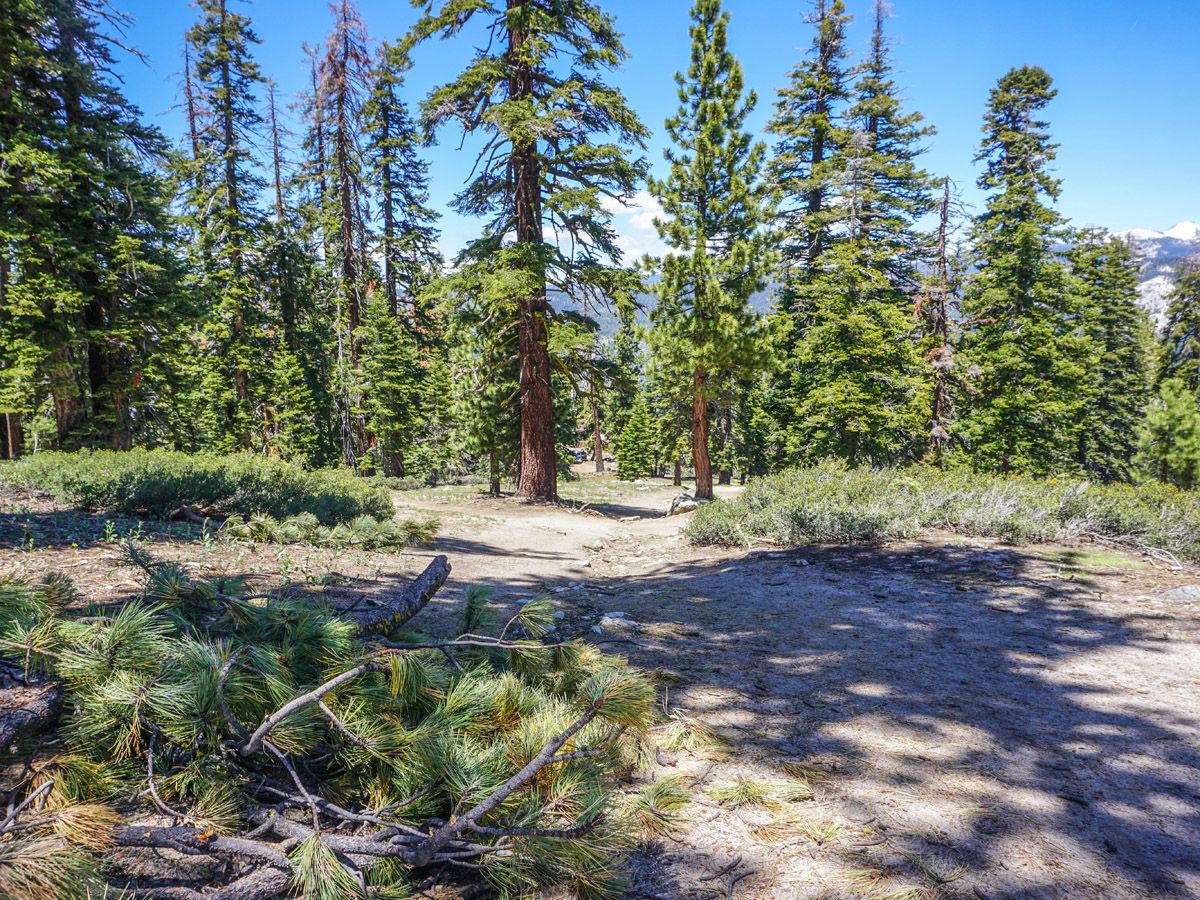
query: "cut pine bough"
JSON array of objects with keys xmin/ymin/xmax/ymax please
[{"xmin": 0, "ymin": 548, "xmax": 682, "ymax": 899}]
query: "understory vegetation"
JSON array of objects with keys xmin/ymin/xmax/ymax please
[
  {"xmin": 0, "ymin": 550, "xmax": 666, "ymax": 898},
  {"xmin": 219, "ymin": 511, "xmax": 438, "ymax": 552},
  {"xmin": 0, "ymin": 450, "xmax": 393, "ymax": 525},
  {"xmin": 688, "ymin": 462, "xmax": 1200, "ymax": 560}
]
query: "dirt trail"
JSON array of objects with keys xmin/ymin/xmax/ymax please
[{"xmin": 399, "ymin": 476, "xmax": 1200, "ymax": 900}]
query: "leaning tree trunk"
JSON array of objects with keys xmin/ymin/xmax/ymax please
[
  {"xmin": 509, "ymin": 1, "xmax": 557, "ymax": 501},
  {"xmin": 692, "ymin": 368, "xmax": 713, "ymax": 501}
]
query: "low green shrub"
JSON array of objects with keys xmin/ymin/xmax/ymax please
[
  {"xmin": 0, "ymin": 450, "xmax": 393, "ymax": 525},
  {"xmin": 687, "ymin": 461, "xmax": 1200, "ymax": 560},
  {"xmin": 220, "ymin": 511, "xmax": 438, "ymax": 550}
]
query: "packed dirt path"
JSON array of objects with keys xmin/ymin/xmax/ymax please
[{"xmin": 397, "ymin": 473, "xmax": 1200, "ymax": 900}]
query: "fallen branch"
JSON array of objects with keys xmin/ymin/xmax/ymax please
[
  {"xmin": 0, "ymin": 681, "xmax": 63, "ymax": 746},
  {"xmin": 355, "ymin": 555, "xmax": 451, "ymax": 635}
]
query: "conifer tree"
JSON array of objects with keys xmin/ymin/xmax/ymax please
[
  {"xmin": 648, "ymin": 0, "xmax": 775, "ymax": 501},
  {"xmin": 364, "ymin": 40, "xmax": 441, "ymax": 320},
  {"xmin": 186, "ymin": 0, "xmax": 268, "ymax": 451},
  {"xmin": 760, "ymin": 0, "xmax": 851, "ymax": 467},
  {"xmin": 0, "ymin": 0, "xmax": 181, "ymax": 453},
  {"xmin": 957, "ymin": 66, "xmax": 1090, "ymax": 475},
  {"xmin": 269, "ymin": 342, "xmax": 321, "ymax": 465},
  {"xmin": 410, "ymin": 0, "xmax": 648, "ymax": 501},
  {"xmin": 1141, "ymin": 378, "xmax": 1200, "ymax": 489},
  {"xmin": 616, "ymin": 392, "xmax": 655, "ymax": 480},
  {"xmin": 1068, "ymin": 231, "xmax": 1153, "ymax": 481},
  {"xmin": 767, "ymin": 0, "xmax": 853, "ymax": 295},
  {"xmin": 1161, "ymin": 265, "xmax": 1200, "ymax": 391},
  {"xmin": 781, "ymin": 3, "xmax": 936, "ymax": 465},
  {"xmin": 356, "ymin": 290, "xmax": 423, "ymax": 476},
  {"xmin": 922, "ymin": 177, "xmax": 959, "ymax": 462},
  {"xmin": 319, "ymin": 0, "xmax": 374, "ymax": 467}
]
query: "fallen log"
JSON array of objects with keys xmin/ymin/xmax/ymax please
[
  {"xmin": 0, "ymin": 681, "xmax": 63, "ymax": 747},
  {"xmin": 355, "ymin": 554, "xmax": 451, "ymax": 636}
]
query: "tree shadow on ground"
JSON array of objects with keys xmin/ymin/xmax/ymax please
[
  {"xmin": 0, "ymin": 507, "xmax": 208, "ymax": 551},
  {"xmin": 451, "ymin": 539, "xmax": 1200, "ymax": 898}
]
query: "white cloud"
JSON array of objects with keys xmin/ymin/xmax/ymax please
[{"xmin": 601, "ymin": 190, "xmax": 668, "ymax": 262}]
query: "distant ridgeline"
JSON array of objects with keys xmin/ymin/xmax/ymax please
[{"xmin": 1115, "ymin": 222, "xmax": 1200, "ymax": 330}]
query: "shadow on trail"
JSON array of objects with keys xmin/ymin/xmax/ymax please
[{"xmin": 450, "ymin": 540, "xmax": 1200, "ymax": 897}]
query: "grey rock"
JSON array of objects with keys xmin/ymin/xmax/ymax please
[
  {"xmin": 668, "ymin": 493, "xmax": 704, "ymax": 515},
  {"xmin": 1158, "ymin": 584, "xmax": 1200, "ymax": 602}
]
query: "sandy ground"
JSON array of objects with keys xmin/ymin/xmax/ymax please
[
  {"xmin": 3, "ymin": 472, "xmax": 1200, "ymax": 899},
  {"xmin": 392, "ymin": 472, "xmax": 1200, "ymax": 900}
]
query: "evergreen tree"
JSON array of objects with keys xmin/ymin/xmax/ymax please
[
  {"xmin": 356, "ymin": 291, "xmax": 423, "ymax": 477},
  {"xmin": 363, "ymin": 40, "xmax": 441, "ymax": 320},
  {"xmin": 1068, "ymin": 231, "xmax": 1153, "ymax": 481},
  {"xmin": 0, "ymin": 0, "xmax": 182, "ymax": 454},
  {"xmin": 411, "ymin": 0, "xmax": 648, "ymax": 500},
  {"xmin": 767, "ymin": 0, "xmax": 853, "ymax": 297},
  {"xmin": 781, "ymin": 4, "xmax": 936, "ymax": 466},
  {"xmin": 1141, "ymin": 378, "xmax": 1200, "ymax": 489},
  {"xmin": 921, "ymin": 176, "xmax": 960, "ymax": 463},
  {"xmin": 648, "ymin": 0, "xmax": 775, "ymax": 500},
  {"xmin": 319, "ymin": 0, "xmax": 374, "ymax": 467},
  {"xmin": 760, "ymin": 0, "xmax": 852, "ymax": 468},
  {"xmin": 186, "ymin": 0, "xmax": 268, "ymax": 451},
  {"xmin": 1161, "ymin": 265, "xmax": 1200, "ymax": 391},
  {"xmin": 603, "ymin": 301, "xmax": 643, "ymax": 443},
  {"xmin": 957, "ymin": 66, "xmax": 1090, "ymax": 475},
  {"xmin": 269, "ymin": 341, "xmax": 321, "ymax": 465},
  {"xmin": 616, "ymin": 392, "xmax": 655, "ymax": 480}
]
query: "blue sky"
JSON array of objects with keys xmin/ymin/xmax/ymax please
[{"xmin": 110, "ymin": 0, "xmax": 1199, "ymax": 258}]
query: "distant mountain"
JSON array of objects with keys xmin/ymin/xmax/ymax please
[
  {"xmin": 561, "ymin": 223, "xmax": 1199, "ymax": 339},
  {"xmin": 1114, "ymin": 221, "xmax": 1200, "ymax": 330}
]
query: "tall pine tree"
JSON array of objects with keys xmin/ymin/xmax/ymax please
[
  {"xmin": 957, "ymin": 66, "xmax": 1090, "ymax": 475},
  {"xmin": 0, "ymin": 0, "xmax": 181, "ymax": 454},
  {"xmin": 410, "ymin": 0, "xmax": 648, "ymax": 500},
  {"xmin": 648, "ymin": 0, "xmax": 775, "ymax": 500},
  {"xmin": 1068, "ymin": 230, "xmax": 1152, "ymax": 481},
  {"xmin": 1161, "ymin": 264, "xmax": 1200, "ymax": 391},
  {"xmin": 781, "ymin": 2, "xmax": 937, "ymax": 465},
  {"xmin": 186, "ymin": 0, "xmax": 268, "ymax": 451}
]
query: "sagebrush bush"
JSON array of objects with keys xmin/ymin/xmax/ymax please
[
  {"xmin": 0, "ymin": 450, "xmax": 393, "ymax": 525},
  {"xmin": 687, "ymin": 461, "xmax": 1200, "ymax": 560}
]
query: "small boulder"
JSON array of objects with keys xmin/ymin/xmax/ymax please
[
  {"xmin": 1158, "ymin": 585, "xmax": 1200, "ymax": 602},
  {"xmin": 596, "ymin": 614, "xmax": 638, "ymax": 633},
  {"xmin": 668, "ymin": 494, "xmax": 699, "ymax": 516}
]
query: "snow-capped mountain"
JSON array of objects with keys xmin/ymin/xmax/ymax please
[{"xmin": 1114, "ymin": 221, "xmax": 1200, "ymax": 329}]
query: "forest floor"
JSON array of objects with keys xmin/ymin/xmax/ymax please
[{"xmin": 3, "ymin": 470, "xmax": 1200, "ymax": 899}]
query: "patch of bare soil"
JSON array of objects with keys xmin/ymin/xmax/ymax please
[
  {"xmin": 4, "ymin": 476, "xmax": 1199, "ymax": 899},
  {"xmin": 404, "ymin": 477, "xmax": 1200, "ymax": 900}
]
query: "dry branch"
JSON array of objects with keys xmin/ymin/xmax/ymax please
[
  {"xmin": 354, "ymin": 554, "xmax": 451, "ymax": 635},
  {"xmin": 0, "ymin": 681, "xmax": 63, "ymax": 746}
]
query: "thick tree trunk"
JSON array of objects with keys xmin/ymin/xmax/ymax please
[
  {"xmin": 673, "ymin": 457, "xmax": 682, "ymax": 487},
  {"xmin": 509, "ymin": 0, "xmax": 557, "ymax": 501},
  {"xmin": 692, "ymin": 368, "xmax": 713, "ymax": 501},
  {"xmin": 3, "ymin": 414, "xmax": 22, "ymax": 459}
]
